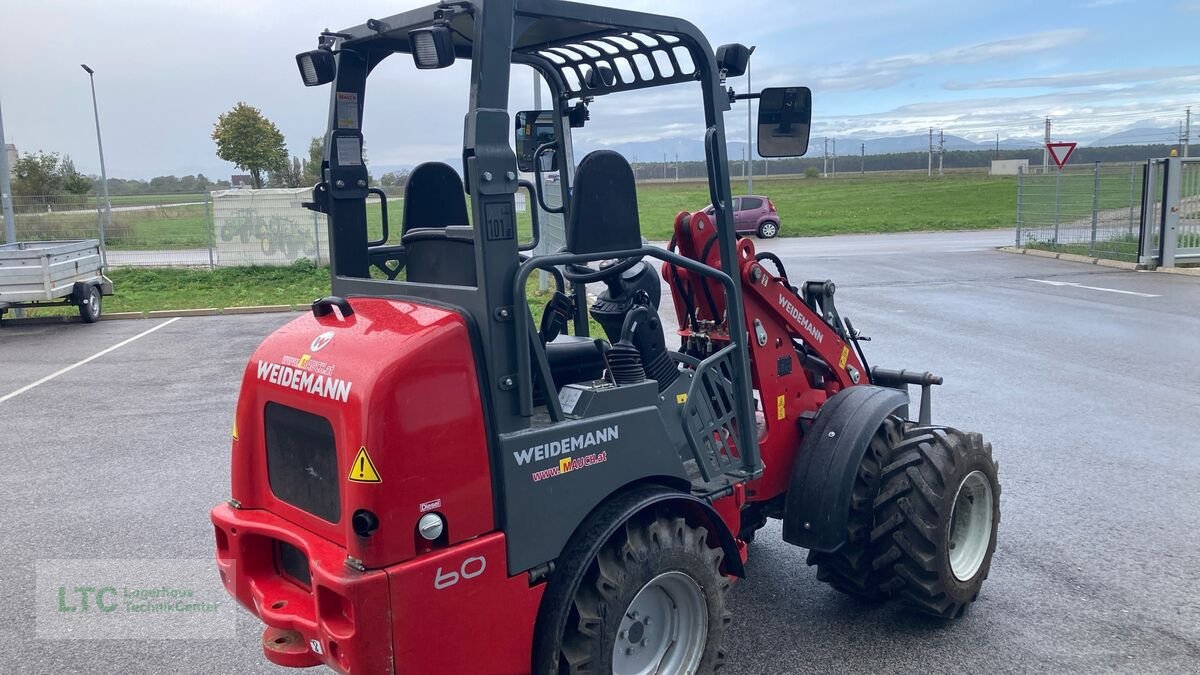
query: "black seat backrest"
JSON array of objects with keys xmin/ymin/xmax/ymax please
[
  {"xmin": 567, "ymin": 150, "xmax": 641, "ymax": 254},
  {"xmin": 403, "ymin": 162, "xmax": 468, "ymax": 234}
]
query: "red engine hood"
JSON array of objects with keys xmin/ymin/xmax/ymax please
[{"xmin": 228, "ymin": 298, "xmax": 494, "ymax": 568}]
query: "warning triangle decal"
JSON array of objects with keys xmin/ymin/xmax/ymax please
[
  {"xmin": 348, "ymin": 447, "xmax": 382, "ymax": 483},
  {"xmin": 1046, "ymin": 142, "xmax": 1077, "ymax": 170}
]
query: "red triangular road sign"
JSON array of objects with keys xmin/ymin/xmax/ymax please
[{"xmin": 1047, "ymin": 142, "xmax": 1077, "ymax": 170}]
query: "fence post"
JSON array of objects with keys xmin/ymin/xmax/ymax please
[
  {"xmin": 1138, "ymin": 161, "xmax": 1158, "ymax": 267},
  {"xmin": 1160, "ymin": 156, "xmax": 1182, "ymax": 267},
  {"xmin": 205, "ymin": 192, "xmax": 215, "ymax": 269},
  {"xmin": 1015, "ymin": 167, "xmax": 1023, "ymax": 247},
  {"xmin": 313, "ymin": 212, "xmax": 322, "ymax": 267},
  {"xmin": 94, "ymin": 191, "xmax": 107, "ymax": 269},
  {"xmin": 1053, "ymin": 168, "xmax": 1061, "ymax": 244},
  {"xmin": 1089, "ymin": 162, "xmax": 1100, "ymax": 256},
  {"xmin": 1127, "ymin": 161, "xmax": 1137, "ymax": 237}
]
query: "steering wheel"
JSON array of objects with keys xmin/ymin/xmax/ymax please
[{"xmin": 561, "ymin": 256, "xmax": 642, "ymax": 284}]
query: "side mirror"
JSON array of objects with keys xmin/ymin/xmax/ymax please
[
  {"xmin": 757, "ymin": 87, "xmax": 812, "ymax": 157},
  {"xmin": 296, "ymin": 49, "xmax": 336, "ymax": 87},
  {"xmin": 515, "ymin": 110, "xmax": 558, "ymax": 173}
]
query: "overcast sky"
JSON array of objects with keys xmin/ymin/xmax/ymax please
[{"xmin": 1, "ymin": 0, "xmax": 1195, "ymax": 179}]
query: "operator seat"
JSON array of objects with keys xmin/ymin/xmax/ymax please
[
  {"xmin": 401, "ymin": 162, "xmax": 476, "ymax": 285},
  {"xmin": 542, "ymin": 150, "xmax": 646, "ymax": 389}
]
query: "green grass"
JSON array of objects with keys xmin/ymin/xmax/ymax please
[
  {"xmin": 14, "ymin": 203, "xmax": 209, "ymax": 249},
  {"xmin": 637, "ymin": 172, "xmax": 1016, "ymax": 240},
  {"xmin": 101, "ymin": 261, "xmax": 332, "ymax": 312},
  {"xmin": 11, "ymin": 262, "xmax": 577, "ymax": 318}
]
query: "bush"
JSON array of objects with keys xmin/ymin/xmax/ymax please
[{"xmin": 804, "ymin": 167, "xmax": 820, "ymax": 179}]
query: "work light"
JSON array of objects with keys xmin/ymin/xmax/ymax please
[
  {"xmin": 409, "ymin": 26, "xmax": 455, "ymax": 69},
  {"xmin": 295, "ymin": 49, "xmax": 336, "ymax": 87}
]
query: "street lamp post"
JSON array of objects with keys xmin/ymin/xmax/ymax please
[
  {"xmin": 81, "ymin": 64, "xmax": 111, "ymax": 268},
  {"xmin": 0, "ymin": 97, "xmax": 16, "ymax": 245}
]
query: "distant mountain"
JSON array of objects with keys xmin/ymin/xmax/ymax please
[{"xmin": 1087, "ymin": 127, "xmax": 1178, "ymax": 147}]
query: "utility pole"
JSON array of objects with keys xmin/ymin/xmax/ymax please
[
  {"xmin": 1183, "ymin": 107, "xmax": 1191, "ymax": 158},
  {"xmin": 823, "ymin": 137, "xmax": 828, "ymax": 177},
  {"xmin": 860, "ymin": 142, "xmax": 865, "ymax": 174},
  {"xmin": 1043, "ymin": 117, "xmax": 1051, "ymax": 174},
  {"xmin": 928, "ymin": 128, "xmax": 933, "ymax": 177},
  {"xmin": 663, "ymin": 153, "xmax": 667, "ymax": 180},
  {"xmin": 675, "ymin": 152, "xmax": 679, "ymax": 181},
  {"xmin": 632, "ymin": 154, "xmax": 638, "ymax": 181},
  {"xmin": 938, "ymin": 129, "xmax": 945, "ymax": 176},
  {"xmin": 831, "ymin": 138, "xmax": 836, "ymax": 177},
  {"xmin": 995, "ymin": 133, "xmax": 1000, "ymax": 159},
  {"xmin": 0, "ymin": 96, "xmax": 15, "ymax": 242},
  {"xmin": 0, "ymin": 97, "xmax": 16, "ymax": 245}
]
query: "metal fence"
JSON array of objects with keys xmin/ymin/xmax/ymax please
[
  {"xmin": 1015, "ymin": 162, "xmax": 1144, "ymax": 262},
  {"xmin": 6, "ymin": 189, "xmax": 409, "ymax": 268},
  {"xmin": 1139, "ymin": 157, "xmax": 1200, "ymax": 267}
]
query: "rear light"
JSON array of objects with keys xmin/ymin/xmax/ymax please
[{"xmin": 768, "ymin": 199, "xmax": 777, "ymax": 212}]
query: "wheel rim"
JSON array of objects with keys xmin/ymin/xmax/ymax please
[
  {"xmin": 948, "ymin": 470, "xmax": 994, "ymax": 581},
  {"xmin": 612, "ymin": 571, "xmax": 708, "ymax": 675},
  {"xmin": 761, "ymin": 222, "xmax": 777, "ymax": 237},
  {"xmin": 87, "ymin": 289, "xmax": 101, "ymax": 319}
]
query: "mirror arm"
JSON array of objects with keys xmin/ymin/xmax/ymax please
[{"xmin": 732, "ymin": 92, "xmax": 761, "ymax": 101}]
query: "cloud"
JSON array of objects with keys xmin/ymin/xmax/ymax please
[
  {"xmin": 799, "ymin": 29, "xmax": 1088, "ymax": 93},
  {"xmin": 945, "ymin": 65, "xmax": 1200, "ymax": 90}
]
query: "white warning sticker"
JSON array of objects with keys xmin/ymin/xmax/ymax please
[
  {"xmin": 335, "ymin": 137, "xmax": 362, "ymax": 166},
  {"xmin": 335, "ymin": 92, "xmax": 358, "ymax": 129}
]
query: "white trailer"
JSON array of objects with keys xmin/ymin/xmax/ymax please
[{"xmin": 0, "ymin": 240, "xmax": 113, "ymax": 323}]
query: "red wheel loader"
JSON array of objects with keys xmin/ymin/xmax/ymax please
[{"xmin": 210, "ymin": 1, "xmax": 1001, "ymax": 672}]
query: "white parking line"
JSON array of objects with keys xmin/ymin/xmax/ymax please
[
  {"xmin": 1026, "ymin": 278, "xmax": 1161, "ymax": 298},
  {"xmin": 0, "ymin": 318, "xmax": 181, "ymax": 404}
]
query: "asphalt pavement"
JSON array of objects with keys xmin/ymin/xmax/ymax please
[{"xmin": 1, "ymin": 230, "xmax": 1197, "ymax": 673}]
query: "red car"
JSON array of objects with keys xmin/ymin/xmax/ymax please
[{"xmin": 703, "ymin": 194, "xmax": 781, "ymax": 238}]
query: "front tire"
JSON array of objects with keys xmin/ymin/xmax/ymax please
[
  {"xmin": 872, "ymin": 425, "xmax": 1000, "ymax": 618},
  {"xmin": 756, "ymin": 220, "xmax": 779, "ymax": 239},
  {"xmin": 558, "ymin": 512, "xmax": 731, "ymax": 674}
]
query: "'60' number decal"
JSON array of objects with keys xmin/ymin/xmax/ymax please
[{"xmin": 434, "ymin": 556, "xmax": 486, "ymax": 590}]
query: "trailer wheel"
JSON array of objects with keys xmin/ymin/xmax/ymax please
[
  {"xmin": 872, "ymin": 425, "xmax": 1000, "ymax": 619},
  {"xmin": 805, "ymin": 416, "xmax": 900, "ymax": 601},
  {"xmin": 558, "ymin": 512, "xmax": 730, "ymax": 674},
  {"xmin": 78, "ymin": 285, "xmax": 102, "ymax": 323}
]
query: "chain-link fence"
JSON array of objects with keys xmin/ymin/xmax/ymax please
[
  {"xmin": 5, "ymin": 186, "xmax": 536, "ymax": 268},
  {"xmin": 1015, "ymin": 162, "xmax": 1144, "ymax": 262}
]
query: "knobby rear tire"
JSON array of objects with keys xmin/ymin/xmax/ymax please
[
  {"xmin": 558, "ymin": 511, "xmax": 731, "ymax": 674},
  {"xmin": 872, "ymin": 425, "xmax": 1000, "ymax": 619}
]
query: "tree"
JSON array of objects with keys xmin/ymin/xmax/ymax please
[
  {"xmin": 211, "ymin": 102, "xmax": 288, "ymax": 188},
  {"xmin": 11, "ymin": 151, "xmax": 92, "ymax": 205},
  {"xmin": 379, "ymin": 170, "xmax": 410, "ymax": 189},
  {"xmin": 305, "ymin": 136, "xmax": 325, "ymax": 184}
]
